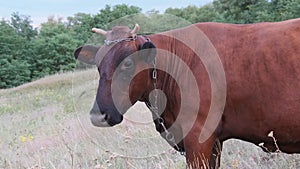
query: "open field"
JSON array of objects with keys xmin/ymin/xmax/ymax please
[{"xmin": 0, "ymin": 69, "xmax": 299, "ymax": 169}]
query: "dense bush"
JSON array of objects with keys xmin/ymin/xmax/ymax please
[{"xmin": 0, "ymin": 20, "xmax": 31, "ymax": 88}]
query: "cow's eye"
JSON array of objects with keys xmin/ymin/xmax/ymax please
[
  {"xmin": 121, "ymin": 58, "xmax": 134, "ymax": 70},
  {"xmin": 118, "ymin": 58, "xmax": 135, "ymax": 81}
]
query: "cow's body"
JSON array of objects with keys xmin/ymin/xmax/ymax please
[
  {"xmin": 195, "ymin": 19, "xmax": 300, "ymax": 152},
  {"xmin": 74, "ymin": 18, "xmax": 300, "ymax": 168}
]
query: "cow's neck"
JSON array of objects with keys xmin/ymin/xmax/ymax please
[
  {"xmin": 145, "ymin": 33, "xmax": 205, "ymax": 139},
  {"xmin": 146, "ymin": 34, "xmax": 189, "ymax": 128}
]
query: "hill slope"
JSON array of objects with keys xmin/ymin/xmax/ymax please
[{"xmin": 0, "ymin": 69, "xmax": 299, "ymax": 168}]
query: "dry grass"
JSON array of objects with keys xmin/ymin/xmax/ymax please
[{"xmin": 0, "ymin": 69, "xmax": 299, "ymax": 168}]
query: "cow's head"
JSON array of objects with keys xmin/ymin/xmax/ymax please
[{"xmin": 74, "ymin": 24, "xmax": 156, "ymax": 127}]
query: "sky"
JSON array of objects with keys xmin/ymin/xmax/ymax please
[{"xmin": 0, "ymin": 0, "xmax": 212, "ymax": 27}]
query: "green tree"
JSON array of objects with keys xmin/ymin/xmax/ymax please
[
  {"xmin": 166, "ymin": 6, "xmax": 198, "ymax": 23},
  {"xmin": 166, "ymin": 4, "xmax": 217, "ymax": 23},
  {"xmin": 269, "ymin": 0, "xmax": 300, "ymax": 21},
  {"xmin": 213, "ymin": 0, "xmax": 271, "ymax": 23},
  {"xmin": 213, "ymin": 0, "xmax": 300, "ymax": 23},
  {"xmin": 10, "ymin": 12, "xmax": 37, "ymax": 40},
  {"xmin": 30, "ymin": 18, "xmax": 78, "ymax": 78},
  {"xmin": 94, "ymin": 4, "xmax": 141, "ymax": 29},
  {"xmin": 67, "ymin": 13, "xmax": 95, "ymax": 43},
  {"xmin": 0, "ymin": 20, "xmax": 31, "ymax": 88}
]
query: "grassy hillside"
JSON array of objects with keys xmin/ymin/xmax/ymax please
[{"xmin": 0, "ymin": 69, "xmax": 299, "ymax": 169}]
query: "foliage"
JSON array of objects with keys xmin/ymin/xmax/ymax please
[
  {"xmin": 269, "ymin": 0, "xmax": 300, "ymax": 21},
  {"xmin": 166, "ymin": 4, "xmax": 217, "ymax": 23},
  {"xmin": 166, "ymin": 0, "xmax": 300, "ymax": 24},
  {"xmin": 10, "ymin": 12, "xmax": 38, "ymax": 39},
  {"xmin": 67, "ymin": 13, "xmax": 95, "ymax": 44},
  {"xmin": 29, "ymin": 19, "xmax": 79, "ymax": 79},
  {"xmin": 0, "ymin": 20, "xmax": 31, "ymax": 88},
  {"xmin": 94, "ymin": 4, "xmax": 142, "ymax": 29},
  {"xmin": 1, "ymin": 2, "xmax": 300, "ymax": 88},
  {"xmin": 212, "ymin": 0, "xmax": 268, "ymax": 23}
]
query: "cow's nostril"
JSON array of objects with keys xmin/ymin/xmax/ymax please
[{"xmin": 104, "ymin": 114, "xmax": 109, "ymax": 121}]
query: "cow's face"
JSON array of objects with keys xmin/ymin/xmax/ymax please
[{"xmin": 74, "ymin": 25, "xmax": 156, "ymax": 127}]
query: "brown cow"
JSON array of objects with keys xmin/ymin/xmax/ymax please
[{"xmin": 74, "ymin": 19, "xmax": 300, "ymax": 168}]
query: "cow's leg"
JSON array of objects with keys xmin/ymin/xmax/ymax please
[
  {"xmin": 210, "ymin": 139, "xmax": 223, "ymax": 168},
  {"xmin": 184, "ymin": 133, "xmax": 217, "ymax": 169}
]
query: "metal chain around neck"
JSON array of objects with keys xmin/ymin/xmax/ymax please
[
  {"xmin": 148, "ymin": 56, "xmax": 185, "ymax": 156},
  {"xmin": 104, "ymin": 35, "xmax": 137, "ymax": 45}
]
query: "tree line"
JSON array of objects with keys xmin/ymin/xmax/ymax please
[
  {"xmin": 166, "ymin": 0, "xmax": 300, "ymax": 23},
  {"xmin": 0, "ymin": 0, "xmax": 299, "ymax": 88}
]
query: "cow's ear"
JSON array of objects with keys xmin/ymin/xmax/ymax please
[
  {"xmin": 139, "ymin": 42, "xmax": 156, "ymax": 64},
  {"xmin": 74, "ymin": 45, "xmax": 100, "ymax": 65}
]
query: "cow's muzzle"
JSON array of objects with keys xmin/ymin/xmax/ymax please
[
  {"xmin": 89, "ymin": 101, "xmax": 123, "ymax": 127},
  {"xmin": 90, "ymin": 113, "xmax": 110, "ymax": 127}
]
